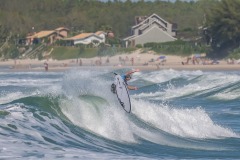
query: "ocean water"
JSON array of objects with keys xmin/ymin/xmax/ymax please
[{"xmin": 0, "ymin": 68, "xmax": 239, "ymax": 159}]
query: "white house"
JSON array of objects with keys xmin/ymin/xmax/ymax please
[
  {"xmin": 65, "ymin": 31, "xmax": 106, "ymax": 46},
  {"xmin": 123, "ymin": 13, "xmax": 177, "ymax": 47}
]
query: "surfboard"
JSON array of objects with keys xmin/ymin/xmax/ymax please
[{"xmin": 114, "ymin": 74, "xmax": 131, "ymax": 113}]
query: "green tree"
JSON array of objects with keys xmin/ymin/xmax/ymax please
[
  {"xmin": 0, "ymin": 0, "xmax": 211, "ymax": 57},
  {"xmin": 206, "ymin": 0, "xmax": 240, "ymax": 52}
]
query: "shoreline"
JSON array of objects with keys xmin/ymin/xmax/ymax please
[
  {"xmin": 0, "ymin": 51, "xmax": 239, "ymax": 72},
  {"xmin": 1, "ymin": 63, "xmax": 240, "ymax": 72}
]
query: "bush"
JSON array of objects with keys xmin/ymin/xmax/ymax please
[
  {"xmin": 228, "ymin": 48, "xmax": 240, "ymax": 59},
  {"xmin": 144, "ymin": 40, "xmax": 210, "ymax": 56},
  {"xmin": 136, "ymin": 44, "xmax": 142, "ymax": 48},
  {"xmin": 2, "ymin": 45, "xmax": 20, "ymax": 59}
]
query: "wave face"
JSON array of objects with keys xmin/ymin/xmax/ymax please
[{"xmin": 0, "ymin": 69, "xmax": 240, "ymax": 159}]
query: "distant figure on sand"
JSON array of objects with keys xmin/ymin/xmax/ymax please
[
  {"xmin": 44, "ymin": 62, "xmax": 48, "ymax": 71},
  {"xmin": 131, "ymin": 57, "xmax": 134, "ymax": 66},
  {"xmin": 79, "ymin": 59, "xmax": 82, "ymax": 66},
  {"xmin": 227, "ymin": 58, "xmax": 234, "ymax": 64},
  {"xmin": 106, "ymin": 57, "xmax": 110, "ymax": 63},
  {"xmin": 182, "ymin": 57, "xmax": 191, "ymax": 65}
]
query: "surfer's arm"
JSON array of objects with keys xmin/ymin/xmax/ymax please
[
  {"xmin": 127, "ymin": 85, "xmax": 138, "ymax": 90},
  {"xmin": 125, "ymin": 69, "xmax": 140, "ymax": 76}
]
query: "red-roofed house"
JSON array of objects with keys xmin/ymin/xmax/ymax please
[{"xmin": 26, "ymin": 27, "xmax": 69, "ymax": 45}]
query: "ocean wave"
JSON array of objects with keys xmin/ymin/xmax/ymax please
[{"xmin": 1, "ymin": 69, "xmax": 240, "ymax": 159}]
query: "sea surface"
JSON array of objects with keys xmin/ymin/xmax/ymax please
[{"xmin": 0, "ymin": 68, "xmax": 239, "ymax": 159}]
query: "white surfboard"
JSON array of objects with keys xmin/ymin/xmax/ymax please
[{"xmin": 114, "ymin": 74, "xmax": 131, "ymax": 113}]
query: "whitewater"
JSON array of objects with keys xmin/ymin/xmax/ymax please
[{"xmin": 0, "ymin": 68, "xmax": 239, "ymax": 159}]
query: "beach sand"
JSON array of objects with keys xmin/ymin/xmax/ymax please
[{"xmin": 0, "ymin": 49, "xmax": 239, "ymax": 71}]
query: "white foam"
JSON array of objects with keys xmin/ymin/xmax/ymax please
[
  {"xmin": 60, "ymin": 96, "xmax": 137, "ymax": 143},
  {"xmin": 142, "ymin": 69, "xmax": 203, "ymax": 84},
  {"xmin": 0, "ymin": 92, "xmax": 25, "ymax": 104},
  {"xmin": 58, "ymin": 69, "xmax": 137, "ymax": 142},
  {"xmin": 211, "ymin": 91, "xmax": 240, "ymax": 100},
  {"xmin": 134, "ymin": 70, "xmax": 240, "ymax": 101},
  {"xmin": 132, "ymin": 99, "xmax": 239, "ymax": 139}
]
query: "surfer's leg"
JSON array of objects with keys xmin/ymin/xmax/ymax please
[{"xmin": 111, "ymin": 83, "xmax": 116, "ymax": 94}]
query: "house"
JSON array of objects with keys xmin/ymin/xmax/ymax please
[
  {"xmin": 55, "ymin": 27, "xmax": 69, "ymax": 38},
  {"xmin": 123, "ymin": 13, "xmax": 177, "ymax": 47},
  {"xmin": 64, "ymin": 31, "xmax": 106, "ymax": 46},
  {"xmin": 25, "ymin": 27, "xmax": 69, "ymax": 45}
]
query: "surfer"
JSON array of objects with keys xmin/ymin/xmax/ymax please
[
  {"xmin": 111, "ymin": 69, "xmax": 139, "ymax": 94},
  {"xmin": 121, "ymin": 69, "xmax": 139, "ymax": 90},
  {"xmin": 111, "ymin": 69, "xmax": 139, "ymax": 113}
]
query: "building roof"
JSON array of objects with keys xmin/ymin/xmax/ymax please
[
  {"xmin": 123, "ymin": 35, "xmax": 136, "ymax": 41},
  {"xmin": 95, "ymin": 31, "xmax": 105, "ymax": 35},
  {"xmin": 66, "ymin": 31, "xmax": 105, "ymax": 41},
  {"xmin": 26, "ymin": 27, "xmax": 70, "ymax": 39},
  {"xmin": 66, "ymin": 33, "xmax": 94, "ymax": 40},
  {"xmin": 27, "ymin": 31, "xmax": 55, "ymax": 39},
  {"xmin": 55, "ymin": 27, "xmax": 69, "ymax": 31},
  {"xmin": 132, "ymin": 13, "xmax": 169, "ymax": 29}
]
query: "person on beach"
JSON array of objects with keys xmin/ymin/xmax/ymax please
[
  {"xmin": 131, "ymin": 57, "xmax": 134, "ymax": 66},
  {"xmin": 44, "ymin": 62, "xmax": 48, "ymax": 71},
  {"xmin": 79, "ymin": 59, "xmax": 82, "ymax": 66},
  {"xmin": 181, "ymin": 57, "xmax": 191, "ymax": 65}
]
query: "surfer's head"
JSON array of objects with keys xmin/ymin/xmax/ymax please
[{"xmin": 125, "ymin": 74, "xmax": 132, "ymax": 80}]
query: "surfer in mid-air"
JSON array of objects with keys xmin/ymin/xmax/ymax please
[
  {"xmin": 111, "ymin": 69, "xmax": 139, "ymax": 94},
  {"xmin": 121, "ymin": 69, "xmax": 139, "ymax": 90},
  {"xmin": 111, "ymin": 69, "xmax": 140, "ymax": 113}
]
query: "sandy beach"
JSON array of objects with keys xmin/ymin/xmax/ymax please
[{"xmin": 0, "ymin": 49, "xmax": 239, "ymax": 71}]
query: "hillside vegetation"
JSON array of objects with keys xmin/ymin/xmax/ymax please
[{"xmin": 0, "ymin": 0, "xmax": 239, "ymax": 59}]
